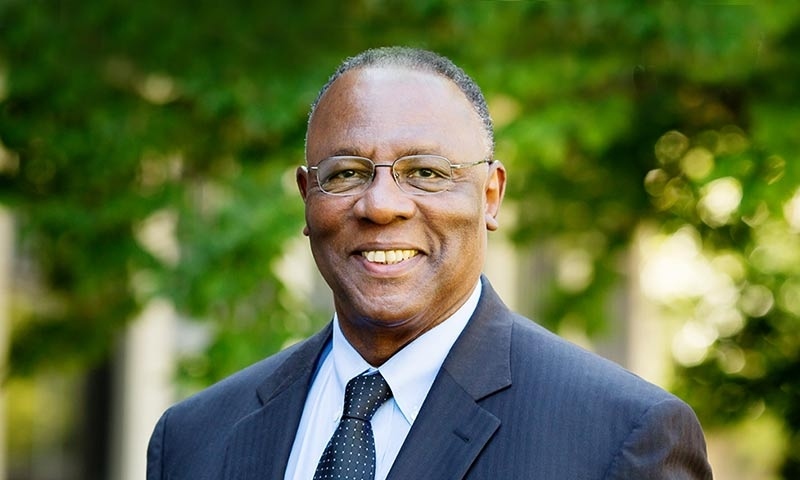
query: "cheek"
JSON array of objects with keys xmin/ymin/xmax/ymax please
[
  {"xmin": 426, "ymin": 200, "xmax": 486, "ymax": 248},
  {"xmin": 306, "ymin": 198, "xmax": 348, "ymax": 235},
  {"xmin": 432, "ymin": 187, "xmax": 487, "ymax": 229}
]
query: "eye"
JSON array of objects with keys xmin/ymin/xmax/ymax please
[
  {"xmin": 396, "ymin": 156, "xmax": 453, "ymax": 193},
  {"xmin": 396, "ymin": 156, "xmax": 450, "ymax": 177},
  {"xmin": 322, "ymin": 166, "xmax": 372, "ymax": 186},
  {"xmin": 316, "ymin": 157, "xmax": 375, "ymax": 194},
  {"xmin": 329, "ymin": 168, "xmax": 366, "ymax": 180},
  {"xmin": 410, "ymin": 167, "xmax": 437, "ymax": 178}
]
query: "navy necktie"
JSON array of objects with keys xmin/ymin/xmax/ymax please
[{"xmin": 313, "ymin": 372, "xmax": 393, "ymax": 480}]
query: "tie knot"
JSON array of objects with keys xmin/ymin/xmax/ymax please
[{"xmin": 342, "ymin": 372, "xmax": 393, "ymax": 422}]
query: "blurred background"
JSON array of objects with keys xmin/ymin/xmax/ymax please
[{"xmin": 1, "ymin": 1, "xmax": 799, "ymax": 479}]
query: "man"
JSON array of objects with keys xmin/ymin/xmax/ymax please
[{"xmin": 147, "ymin": 47, "xmax": 713, "ymax": 479}]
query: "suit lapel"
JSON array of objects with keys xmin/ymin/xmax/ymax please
[
  {"xmin": 388, "ymin": 278, "xmax": 513, "ymax": 479},
  {"xmin": 385, "ymin": 370, "xmax": 502, "ymax": 480},
  {"xmin": 220, "ymin": 325, "xmax": 332, "ymax": 480}
]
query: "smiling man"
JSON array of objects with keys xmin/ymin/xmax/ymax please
[{"xmin": 147, "ymin": 47, "xmax": 713, "ymax": 480}]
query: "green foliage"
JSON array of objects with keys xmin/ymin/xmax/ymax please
[{"xmin": 2, "ymin": 1, "xmax": 800, "ymax": 475}]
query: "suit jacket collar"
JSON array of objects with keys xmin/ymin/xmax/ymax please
[
  {"xmin": 255, "ymin": 323, "xmax": 332, "ymax": 406},
  {"xmin": 222, "ymin": 276, "xmax": 513, "ymax": 480},
  {"xmin": 385, "ymin": 276, "xmax": 513, "ymax": 479},
  {"xmin": 221, "ymin": 324, "xmax": 332, "ymax": 480},
  {"xmin": 441, "ymin": 276, "xmax": 513, "ymax": 400}
]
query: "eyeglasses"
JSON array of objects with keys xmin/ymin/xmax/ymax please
[{"xmin": 305, "ymin": 155, "xmax": 491, "ymax": 196}]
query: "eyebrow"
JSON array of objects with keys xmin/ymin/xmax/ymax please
[
  {"xmin": 329, "ymin": 147, "xmax": 363, "ymax": 157},
  {"xmin": 327, "ymin": 146, "xmax": 444, "ymax": 159}
]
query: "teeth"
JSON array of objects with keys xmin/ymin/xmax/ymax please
[{"xmin": 362, "ymin": 249, "xmax": 418, "ymax": 265}]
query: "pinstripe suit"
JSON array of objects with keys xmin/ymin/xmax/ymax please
[{"xmin": 147, "ymin": 277, "xmax": 712, "ymax": 479}]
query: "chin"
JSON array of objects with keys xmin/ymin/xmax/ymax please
[
  {"xmin": 357, "ymin": 305, "xmax": 416, "ymax": 325},
  {"xmin": 345, "ymin": 301, "xmax": 424, "ymax": 329}
]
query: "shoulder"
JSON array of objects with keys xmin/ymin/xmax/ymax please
[
  {"xmin": 147, "ymin": 327, "xmax": 331, "ymax": 479},
  {"xmin": 499, "ymin": 314, "xmax": 711, "ymax": 478},
  {"xmin": 509, "ymin": 313, "xmax": 665, "ymax": 396},
  {"xmin": 170, "ymin": 342, "xmax": 300, "ymax": 416},
  {"xmin": 444, "ymin": 301, "xmax": 714, "ymax": 480},
  {"xmin": 165, "ymin": 326, "xmax": 329, "ymax": 424},
  {"xmin": 464, "ymin": 279, "xmax": 675, "ymax": 407},
  {"xmin": 443, "ymin": 279, "xmax": 712, "ymax": 478}
]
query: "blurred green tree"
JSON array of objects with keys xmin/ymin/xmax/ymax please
[{"xmin": 1, "ymin": 1, "xmax": 799, "ymax": 477}]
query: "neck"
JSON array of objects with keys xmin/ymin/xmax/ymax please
[
  {"xmin": 334, "ymin": 280, "xmax": 479, "ymax": 365},
  {"xmin": 337, "ymin": 318, "xmax": 433, "ymax": 366}
]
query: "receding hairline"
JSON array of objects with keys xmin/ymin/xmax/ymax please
[{"xmin": 306, "ymin": 47, "xmax": 494, "ymax": 157}]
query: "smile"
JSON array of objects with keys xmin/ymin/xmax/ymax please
[{"xmin": 361, "ymin": 249, "xmax": 419, "ymax": 265}]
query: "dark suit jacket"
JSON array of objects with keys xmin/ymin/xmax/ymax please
[{"xmin": 147, "ymin": 278, "xmax": 713, "ymax": 479}]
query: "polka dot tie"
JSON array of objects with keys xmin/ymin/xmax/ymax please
[{"xmin": 313, "ymin": 372, "xmax": 393, "ymax": 480}]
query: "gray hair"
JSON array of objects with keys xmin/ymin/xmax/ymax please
[{"xmin": 307, "ymin": 46, "xmax": 494, "ymax": 154}]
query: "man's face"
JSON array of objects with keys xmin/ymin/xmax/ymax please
[{"xmin": 298, "ymin": 66, "xmax": 505, "ymax": 343}]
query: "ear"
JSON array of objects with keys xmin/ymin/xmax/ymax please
[
  {"xmin": 296, "ymin": 165, "xmax": 310, "ymax": 201},
  {"xmin": 296, "ymin": 166, "xmax": 311, "ymax": 236},
  {"xmin": 484, "ymin": 161, "xmax": 506, "ymax": 232}
]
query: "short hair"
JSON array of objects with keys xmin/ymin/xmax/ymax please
[{"xmin": 307, "ymin": 46, "xmax": 494, "ymax": 154}]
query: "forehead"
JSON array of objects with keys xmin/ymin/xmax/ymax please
[{"xmin": 307, "ymin": 66, "xmax": 488, "ymax": 162}]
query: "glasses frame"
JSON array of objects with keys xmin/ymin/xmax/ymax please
[{"xmin": 304, "ymin": 154, "xmax": 492, "ymax": 196}]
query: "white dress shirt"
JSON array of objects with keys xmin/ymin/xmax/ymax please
[{"xmin": 284, "ymin": 281, "xmax": 481, "ymax": 480}]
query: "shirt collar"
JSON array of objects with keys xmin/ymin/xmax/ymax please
[{"xmin": 331, "ymin": 280, "xmax": 482, "ymax": 424}]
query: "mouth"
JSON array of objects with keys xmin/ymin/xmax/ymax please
[{"xmin": 361, "ymin": 249, "xmax": 419, "ymax": 265}]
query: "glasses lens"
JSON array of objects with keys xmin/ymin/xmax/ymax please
[
  {"xmin": 394, "ymin": 155, "xmax": 453, "ymax": 193},
  {"xmin": 316, "ymin": 157, "xmax": 374, "ymax": 194}
]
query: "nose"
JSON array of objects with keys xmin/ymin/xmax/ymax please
[{"xmin": 352, "ymin": 165, "xmax": 416, "ymax": 224}]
